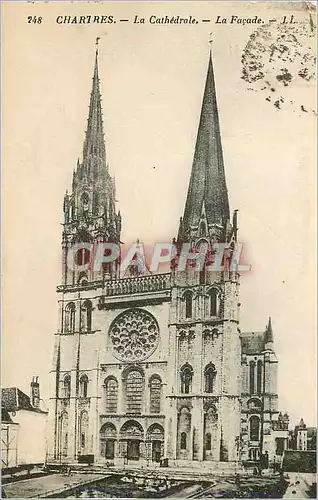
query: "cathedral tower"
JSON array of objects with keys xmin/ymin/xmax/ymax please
[
  {"xmin": 166, "ymin": 50, "xmax": 241, "ymax": 463},
  {"xmin": 48, "ymin": 48, "xmax": 122, "ymax": 461}
]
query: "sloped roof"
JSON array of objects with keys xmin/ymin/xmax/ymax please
[
  {"xmin": 1, "ymin": 387, "xmax": 46, "ymax": 414},
  {"xmin": 240, "ymin": 331, "xmax": 265, "ymax": 355}
]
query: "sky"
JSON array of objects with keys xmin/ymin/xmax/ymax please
[{"xmin": 2, "ymin": 1, "xmax": 316, "ymax": 427}]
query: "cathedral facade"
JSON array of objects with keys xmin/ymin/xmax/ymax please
[{"xmin": 48, "ymin": 48, "xmax": 288, "ymax": 467}]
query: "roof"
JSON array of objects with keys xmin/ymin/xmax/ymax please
[
  {"xmin": 1, "ymin": 388, "xmax": 46, "ymax": 414},
  {"xmin": 240, "ymin": 331, "xmax": 266, "ymax": 355}
]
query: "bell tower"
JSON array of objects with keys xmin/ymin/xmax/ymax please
[
  {"xmin": 48, "ymin": 46, "xmax": 122, "ymax": 462},
  {"xmin": 167, "ymin": 48, "xmax": 241, "ymax": 463},
  {"xmin": 62, "ymin": 48, "xmax": 121, "ymax": 286}
]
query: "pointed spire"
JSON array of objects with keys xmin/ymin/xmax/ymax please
[
  {"xmin": 83, "ymin": 47, "xmax": 106, "ymax": 166},
  {"xmin": 264, "ymin": 316, "xmax": 274, "ymax": 344},
  {"xmin": 182, "ymin": 48, "xmax": 230, "ymax": 233}
]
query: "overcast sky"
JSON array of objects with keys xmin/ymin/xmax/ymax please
[{"xmin": 3, "ymin": 2, "xmax": 316, "ymax": 427}]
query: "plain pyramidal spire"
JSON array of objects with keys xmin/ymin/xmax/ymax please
[
  {"xmin": 182, "ymin": 47, "xmax": 230, "ymax": 232},
  {"xmin": 265, "ymin": 316, "xmax": 274, "ymax": 344}
]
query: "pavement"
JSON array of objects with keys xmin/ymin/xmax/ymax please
[
  {"xmin": 1, "ymin": 467, "xmax": 298, "ymax": 499},
  {"xmin": 283, "ymin": 472, "xmax": 316, "ymax": 499},
  {"xmin": 2, "ymin": 472, "xmax": 110, "ymax": 498}
]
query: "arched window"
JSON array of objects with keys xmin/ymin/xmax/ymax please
[
  {"xmin": 75, "ymin": 247, "xmax": 90, "ymax": 266},
  {"xmin": 197, "ymin": 240, "xmax": 209, "ymax": 284},
  {"xmin": 205, "ymin": 432, "xmax": 212, "ymax": 451},
  {"xmin": 64, "ymin": 302, "xmax": 75, "ymax": 333},
  {"xmin": 204, "ymin": 363, "xmax": 217, "ymax": 393},
  {"xmin": 79, "ymin": 374, "xmax": 88, "ymax": 398},
  {"xmin": 178, "ymin": 407, "xmax": 191, "ymax": 457},
  {"xmin": 257, "ymin": 360, "xmax": 262, "ymax": 394},
  {"xmin": 125, "ymin": 369, "xmax": 144, "ymax": 414},
  {"xmin": 181, "ymin": 432, "xmax": 187, "ymax": 450},
  {"xmin": 249, "ymin": 361, "xmax": 255, "ymax": 394},
  {"xmin": 102, "ymin": 246, "xmax": 113, "ymax": 276},
  {"xmin": 63, "ymin": 374, "xmax": 71, "ymax": 399},
  {"xmin": 105, "ymin": 377, "xmax": 118, "ymax": 414},
  {"xmin": 79, "ymin": 411, "xmax": 89, "ymax": 450},
  {"xmin": 209, "ymin": 289, "xmax": 218, "ymax": 317},
  {"xmin": 184, "ymin": 291, "xmax": 193, "ymax": 319},
  {"xmin": 199, "ymin": 221, "xmax": 206, "ymax": 237},
  {"xmin": 70, "ymin": 200, "xmax": 75, "ymax": 219},
  {"xmin": 149, "ymin": 376, "xmax": 161, "ymax": 414},
  {"xmin": 81, "ymin": 192, "xmax": 89, "ymax": 213},
  {"xmin": 80, "ymin": 300, "xmax": 92, "ymax": 332},
  {"xmin": 250, "ymin": 415, "xmax": 260, "ymax": 441},
  {"xmin": 92, "ymin": 192, "xmax": 99, "ymax": 216},
  {"xmin": 247, "ymin": 398, "xmax": 262, "ymax": 411},
  {"xmin": 204, "ymin": 406, "xmax": 218, "ymax": 459},
  {"xmin": 180, "ymin": 364, "xmax": 193, "ymax": 394}
]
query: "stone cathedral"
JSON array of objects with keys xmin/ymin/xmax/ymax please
[{"xmin": 48, "ymin": 48, "xmax": 289, "ymax": 468}]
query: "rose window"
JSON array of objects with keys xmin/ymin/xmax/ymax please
[{"xmin": 109, "ymin": 309, "xmax": 159, "ymax": 362}]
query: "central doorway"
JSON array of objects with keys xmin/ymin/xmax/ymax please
[
  {"xmin": 127, "ymin": 439, "xmax": 140, "ymax": 460},
  {"xmin": 120, "ymin": 420, "xmax": 144, "ymax": 462}
]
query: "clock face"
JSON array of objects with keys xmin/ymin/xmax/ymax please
[{"xmin": 109, "ymin": 308, "xmax": 159, "ymax": 362}]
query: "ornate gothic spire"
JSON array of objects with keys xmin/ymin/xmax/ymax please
[
  {"xmin": 63, "ymin": 46, "xmax": 121, "ymax": 243},
  {"xmin": 83, "ymin": 48, "xmax": 106, "ymax": 169},
  {"xmin": 181, "ymin": 50, "xmax": 230, "ymax": 234}
]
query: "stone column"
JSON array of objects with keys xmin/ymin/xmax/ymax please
[
  {"xmin": 165, "ymin": 399, "xmax": 177, "ymax": 460},
  {"xmin": 68, "ymin": 370, "xmax": 77, "ymax": 459},
  {"xmin": 118, "ymin": 371, "xmax": 125, "ymax": 413},
  {"xmin": 191, "ymin": 399, "xmax": 204, "ymax": 461},
  {"xmin": 91, "ymin": 367, "xmax": 100, "ymax": 460},
  {"xmin": 192, "ymin": 324, "xmax": 203, "ymax": 392},
  {"xmin": 166, "ymin": 297, "xmax": 178, "ymax": 462}
]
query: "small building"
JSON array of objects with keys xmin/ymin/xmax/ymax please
[
  {"xmin": 1, "ymin": 378, "xmax": 48, "ymax": 468},
  {"xmin": 288, "ymin": 418, "xmax": 317, "ymax": 452}
]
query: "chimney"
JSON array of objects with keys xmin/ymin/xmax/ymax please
[{"xmin": 30, "ymin": 376, "xmax": 40, "ymax": 409}]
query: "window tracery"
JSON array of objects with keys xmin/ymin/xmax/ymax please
[{"xmin": 109, "ymin": 309, "xmax": 159, "ymax": 362}]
